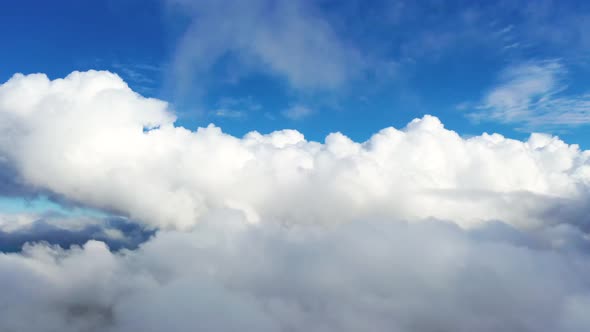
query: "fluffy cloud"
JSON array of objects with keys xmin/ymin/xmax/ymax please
[
  {"xmin": 2, "ymin": 214, "xmax": 590, "ymax": 332},
  {"xmin": 2, "ymin": 71, "xmax": 590, "ymax": 331},
  {"xmin": 1, "ymin": 71, "xmax": 590, "ymax": 230}
]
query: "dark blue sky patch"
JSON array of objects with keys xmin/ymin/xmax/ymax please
[{"xmin": 0, "ymin": 216, "xmax": 155, "ymax": 253}]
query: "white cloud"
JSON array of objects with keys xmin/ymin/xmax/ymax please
[
  {"xmin": 1, "ymin": 71, "xmax": 590, "ymax": 231},
  {"xmin": 473, "ymin": 60, "xmax": 590, "ymax": 127},
  {"xmin": 281, "ymin": 105, "xmax": 313, "ymax": 120},
  {"xmin": 1, "ymin": 70, "xmax": 590, "ymax": 330},
  {"xmin": 1, "ymin": 215, "xmax": 590, "ymax": 331}
]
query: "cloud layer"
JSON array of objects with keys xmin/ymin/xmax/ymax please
[
  {"xmin": 1, "ymin": 71, "xmax": 590, "ymax": 331},
  {"xmin": 1, "ymin": 71, "xmax": 590, "ymax": 230},
  {"xmin": 2, "ymin": 215, "xmax": 590, "ymax": 331}
]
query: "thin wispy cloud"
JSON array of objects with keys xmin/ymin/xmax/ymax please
[
  {"xmin": 166, "ymin": 0, "xmax": 364, "ymax": 95},
  {"xmin": 472, "ymin": 59, "xmax": 590, "ymax": 127},
  {"xmin": 282, "ymin": 105, "xmax": 313, "ymax": 120},
  {"xmin": 209, "ymin": 96, "xmax": 262, "ymax": 119},
  {"xmin": 210, "ymin": 108, "xmax": 246, "ymax": 118},
  {"xmin": 111, "ymin": 61, "xmax": 162, "ymax": 93}
]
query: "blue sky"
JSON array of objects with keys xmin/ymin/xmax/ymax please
[{"xmin": 3, "ymin": 0, "xmax": 590, "ymax": 147}]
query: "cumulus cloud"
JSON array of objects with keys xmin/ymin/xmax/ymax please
[
  {"xmin": 1, "ymin": 71, "xmax": 590, "ymax": 230},
  {"xmin": 2, "ymin": 70, "xmax": 590, "ymax": 331},
  {"xmin": 473, "ymin": 60, "xmax": 590, "ymax": 127}
]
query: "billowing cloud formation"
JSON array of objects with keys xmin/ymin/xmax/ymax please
[
  {"xmin": 2, "ymin": 71, "xmax": 590, "ymax": 331},
  {"xmin": 2, "ymin": 214, "xmax": 590, "ymax": 332},
  {"xmin": 1, "ymin": 71, "xmax": 589, "ymax": 230}
]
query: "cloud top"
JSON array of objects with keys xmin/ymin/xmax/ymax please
[{"xmin": 1, "ymin": 71, "xmax": 590, "ymax": 231}]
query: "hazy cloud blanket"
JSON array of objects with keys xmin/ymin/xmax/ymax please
[{"xmin": 1, "ymin": 71, "xmax": 590, "ymax": 331}]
